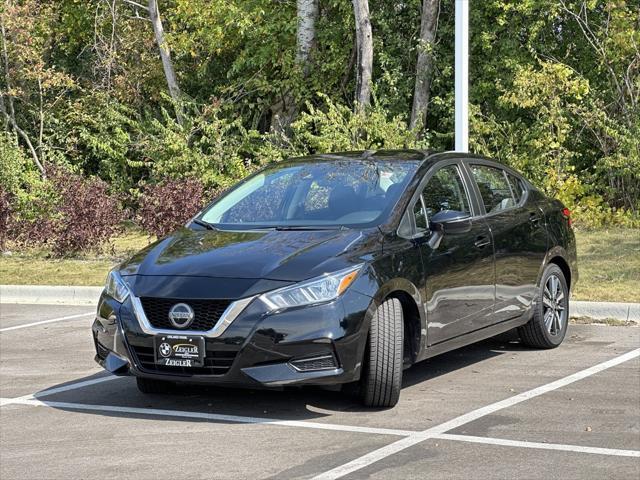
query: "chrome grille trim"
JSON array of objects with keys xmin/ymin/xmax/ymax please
[{"xmin": 131, "ymin": 294, "xmax": 257, "ymax": 338}]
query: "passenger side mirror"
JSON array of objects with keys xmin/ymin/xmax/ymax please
[{"xmin": 429, "ymin": 210, "xmax": 472, "ymax": 235}]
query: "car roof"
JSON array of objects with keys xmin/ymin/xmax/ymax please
[{"xmin": 285, "ymin": 149, "xmax": 500, "ymax": 170}]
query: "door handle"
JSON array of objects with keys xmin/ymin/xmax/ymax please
[{"xmin": 474, "ymin": 236, "xmax": 490, "ymax": 248}]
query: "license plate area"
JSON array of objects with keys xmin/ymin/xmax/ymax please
[{"xmin": 154, "ymin": 335, "xmax": 205, "ymax": 368}]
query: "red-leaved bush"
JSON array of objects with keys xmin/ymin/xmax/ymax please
[
  {"xmin": 137, "ymin": 178, "xmax": 205, "ymax": 238},
  {"xmin": 6, "ymin": 167, "xmax": 124, "ymax": 255},
  {"xmin": 44, "ymin": 167, "xmax": 125, "ymax": 256}
]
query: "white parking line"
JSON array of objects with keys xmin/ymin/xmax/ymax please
[
  {"xmin": 437, "ymin": 434, "xmax": 640, "ymax": 458},
  {"xmin": 0, "ymin": 375, "xmax": 121, "ymax": 406},
  {"xmin": 16, "ymin": 375, "xmax": 121, "ymax": 401},
  {"xmin": 0, "ymin": 312, "xmax": 94, "ymax": 332},
  {"xmin": 1, "ymin": 397, "xmax": 417, "ymax": 437},
  {"xmin": 312, "ymin": 347, "xmax": 640, "ymax": 480}
]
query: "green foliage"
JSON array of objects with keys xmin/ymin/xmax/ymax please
[
  {"xmin": 281, "ymin": 95, "xmax": 427, "ymax": 156},
  {"xmin": 61, "ymin": 92, "xmax": 140, "ymax": 192},
  {"xmin": 1, "ymin": 0, "xmax": 638, "ymax": 237},
  {"xmin": 0, "ymin": 133, "xmax": 56, "ymax": 225},
  {"xmin": 137, "ymin": 100, "xmax": 250, "ymax": 190}
]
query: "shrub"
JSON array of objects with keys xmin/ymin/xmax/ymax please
[
  {"xmin": 137, "ymin": 178, "xmax": 205, "ymax": 238},
  {"xmin": 43, "ymin": 167, "xmax": 125, "ymax": 255},
  {"xmin": 286, "ymin": 94, "xmax": 427, "ymax": 155},
  {"xmin": 7, "ymin": 167, "xmax": 124, "ymax": 256},
  {"xmin": 137, "ymin": 102, "xmax": 250, "ymax": 190}
]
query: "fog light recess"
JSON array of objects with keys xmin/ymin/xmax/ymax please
[{"xmin": 289, "ymin": 354, "xmax": 338, "ymax": 372}]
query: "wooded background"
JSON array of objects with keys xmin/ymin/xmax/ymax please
[{"xmin": 1, "ymin": 0, "xmax": 638, "ymax": 253}]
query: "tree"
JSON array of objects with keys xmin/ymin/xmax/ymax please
[
  {"xmin": 271, "ymin": 0, "xmax": 319, "ymax": 132},
  {"xmin": 410, "ymin": 0, "xmax": 440, "ymax": 130},
  {"xmin": 147, "ymin": 0, "xmax": 183, "ymax": 124},
  {"xmin": 0, "ymin": 1, "xmax": 74, "ymax": 178},
  {"xmin": 297, "ymin": 0, "xmax": 319, "ymax": 74},
  {"xmin": 352, "ymin": 0, "xmax": 373, "ymax": 112}
]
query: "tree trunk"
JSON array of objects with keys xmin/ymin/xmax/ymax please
[
  {"xmin": 410, "ymin": 0, "xmax": 440, "ymax": 130},
  {"xmin": 297, "ymin": 0, "xmax": 318, "ymax": 71},
  {"xmin": 0, "ymin": 17, "xmax": 44, "ymax": 177},
  {"xmin": 0, "ymin": 20, "xmax": 16, "ymax": 129},
  {"xmin": 271, "ymin": 0, "xmax": 319, "ymax": 133},
  {"xmin": 0, "ymin": 95, "xmax": 46, "ymax": 177},
  {"xmin": 352, "ymin": 0, "xmax": 373, "ymax": 113},
  {"xmin": 148, "ymin": 0, "xmax": 183, "ymax": 125}
]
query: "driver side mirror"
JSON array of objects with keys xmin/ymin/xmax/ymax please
[{"xmin": 429, "ymin": 210, "xmax": 472, "ymax": 235}]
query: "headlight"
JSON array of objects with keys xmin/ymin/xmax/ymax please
[
  {"xmin": 259, "ymin": 265, "xmax": 363, "ymax": 313},
  {"xmin": 104, "ymin": 270, "xmax": 131, "ymax": 303}
]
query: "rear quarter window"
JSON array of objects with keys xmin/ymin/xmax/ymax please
[{"xmin": 506, "ymin": 172, "xmax": 526, "ymax": 205}]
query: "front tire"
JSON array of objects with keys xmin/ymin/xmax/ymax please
[
  {"xmin": 519, "ymin": 264, "xmax": 569, "ymax": 349},
  {"xmin": 136, "ymin": 377, "xmax": 173, "ymax": 394},
  {"xmin": 360, "ymin": 298, "xmax": 404, "ymax": 408}
]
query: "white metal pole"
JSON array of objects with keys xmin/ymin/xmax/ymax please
[{"xmin": 455, "ymin": 0, "xmax": 469, "ymax": 152}]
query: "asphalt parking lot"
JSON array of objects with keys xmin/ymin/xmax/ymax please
[{"xmin": 1, "ymin": 303, "xmax": 638, "ymax": 479}]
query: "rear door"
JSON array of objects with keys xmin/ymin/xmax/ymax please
[
  {"xmin": 464, "ymin": 161, "xmax": 547, "ymax": 323},
  {"xmin": 407, "ymin": 161, "xmax": 495, "ymax": 346}
]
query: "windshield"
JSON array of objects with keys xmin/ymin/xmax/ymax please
[{"xmin": 200, "ymin": 160, "xmax": 419, "ymax": 229}]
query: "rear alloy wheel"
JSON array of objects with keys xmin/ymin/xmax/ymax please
[
  {"xmin": 136, "ymin": 377, "xmax": 173, "ymax": 394},
  {"xmin": 360, "ymin": 298, "xmax": 404, "ymax": 408},
  {"xmin": 519, "ymin": 264, "xmax": 569, "ymax": 348}
]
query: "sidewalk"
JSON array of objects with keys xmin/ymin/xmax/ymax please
[{"xmin": 1, "ymin": 284, "xmax": 638, "ymax": 322}]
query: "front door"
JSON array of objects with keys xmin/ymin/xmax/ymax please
[{"xmin": 414, "ymin": 163, "xmax": 496, "ymax": 346}]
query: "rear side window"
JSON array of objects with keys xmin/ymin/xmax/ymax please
[{"xmin": 470, "ymin": 165, "xmax": 516, "ymax": 214}]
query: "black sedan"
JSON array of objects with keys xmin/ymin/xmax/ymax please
[{"xmin": 93, "ymin": 150, "xmax": 577, "ymax": 407}]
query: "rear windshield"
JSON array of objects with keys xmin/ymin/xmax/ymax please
[{"xmin": 200, "ymin": 160, "xmax": 419, "ymax": 229}]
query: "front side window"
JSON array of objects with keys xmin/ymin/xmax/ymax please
[
  {"xmin": 200, "ymin": 160, "xmax": 420, "ymax": 229},
  {"xmin": 471, "ymin": 165, "xmax": 516, "ymax": 213},
  {"xmin": 421, "ymin": 165, "xmax": 471, "ymax": 218}
]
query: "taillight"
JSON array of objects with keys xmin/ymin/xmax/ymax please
[{"xmin": 561, "ymin": 207, "xmax": 572, "ymax": 227}]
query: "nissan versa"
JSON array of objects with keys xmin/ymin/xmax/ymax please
[{"xmin": 93, "ymin": 150, "xmax": 577, "ymax": 407}]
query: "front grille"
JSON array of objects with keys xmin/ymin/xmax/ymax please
[
  {"xmin": 130, "ymin": 344, "xmax": 238, "ymax": 376},
  {"xmin": 140, "ymin": 297, "xmax": 232, "ymax": 331}
]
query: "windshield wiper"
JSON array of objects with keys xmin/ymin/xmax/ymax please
[
  {"xmin": 274, "ymin": 225, "xmax": 346, "ymax": 231},
  {"xmin": 192, "ymin": 219, "xmax": 219, "ymax": 231}
]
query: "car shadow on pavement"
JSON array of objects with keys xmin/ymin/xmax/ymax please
[{"xmin": 33, "ymin": 337, "xmax": 527, "ymax": 422}]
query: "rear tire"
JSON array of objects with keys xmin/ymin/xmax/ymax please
[
  {"xmin": 518, "ymin": 264, "xmax": 569, "ymax": 349},
  {"xmin": 360, "ymin": 298, "xmax": 404, "ymax": 408},
  {"xmin": 136, "ymin": 377, "xmax": 172, "ymax": 394}
]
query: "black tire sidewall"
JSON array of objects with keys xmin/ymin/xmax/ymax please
[{"xmin": 360, "ymin": 297, "xmax": 404, "ymax": 408}]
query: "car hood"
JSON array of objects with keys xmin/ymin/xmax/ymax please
[{"xmin": 119, "ymin": 227, "xmax": 379, "ymax": 283}]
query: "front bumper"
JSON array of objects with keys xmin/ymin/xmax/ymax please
[{"xmin": 92, "ymin": 287, "xmax": 373, "ymax": 387}]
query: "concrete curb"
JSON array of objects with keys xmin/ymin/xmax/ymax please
[
  {"xmin": 0, "ymin": 285, "xmax": 103, "ymax": 306},
  {"xmin": 1, "ymin": 285, "xmax": 639, "ymax": 321},
  {"xmin": 571, "ymin": 300, "xmax": 640, "ymax": 322}
]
